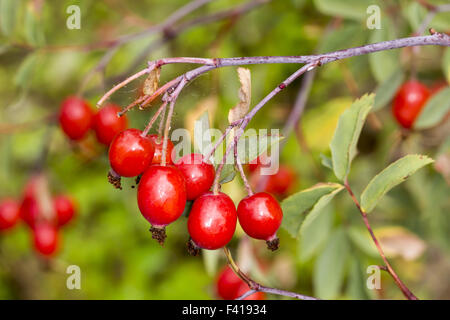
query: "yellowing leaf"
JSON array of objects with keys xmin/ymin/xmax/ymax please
[
  {"xmin": 376, "ymin": 226, "xmax": 426, "ymax": 261},
  {"xmin": 142, "ymin": 66, "xmax": 161, "ymax": 96},
  {"xmin": 302, "ymin": 97, "xmax": 352, "ymax": 152},
  {"xmin": 228, "ymin": 67, "xmax": 251, "ymax": 124}
]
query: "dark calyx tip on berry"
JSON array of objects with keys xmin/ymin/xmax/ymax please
[
  {"xmin": 266, "ymin": 237, "xmax": 280, "ymax": 251},
  {"xmin": 186, "ymin": 238, "xmax": 200, "ymax": 256},
  {"xmin": 150, "ymin": 226, "xmax": 167, "ymax": 246},
  {"xmin": 107, "ymin": 170, "xmax": 122, "ymax": 190},
  {"xmin": 135, "ymin": 174, "xmax": 142, "ymax": 185}
]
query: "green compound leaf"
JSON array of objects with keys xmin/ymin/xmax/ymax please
[
  {"xmin": 281, "ymin": 183, "xmax": 344, "ymax": 238},
  {"xmin": 414, "ymin": 88, "xmax": 450, "ymax": 130},
  {"xmin": 330, "ymin": 94, "xmax": 374, "ymax": 181},
  {"xmin": 361, "ymin": 154, "xmax": 434, "ymax": 213}
]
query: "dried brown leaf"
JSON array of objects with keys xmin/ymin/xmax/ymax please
[{"xmin": 228, "ymin": 67, "xmax": 251, "ymax": 124}]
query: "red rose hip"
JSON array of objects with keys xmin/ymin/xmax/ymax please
[
  {"xmin": 53, "ymin": 195, "xmax": 76, "ymax": 227},
  {"xmin": 392, "ymin": 80, "xmax": 430, "ymax": 129},
  {"xmin": 0, "ymin": 199, "xmax": 20, "ymax": 231},
  {"xmin": 137, "ymin": 165, "xmax": 186, "ymax": 244},
  {"xmin": 236, "ymin": 284, "xmax": 266, "ymax": 300},
  {"xmin": 109, "ymin": 129, "xmax": 155, "ymax": 177},
  {"xmin": 264, "ymin": 165, "xmax": 295, "ymax": 196},
  {"xmin": 237, "ymin": 192, "xmax": 283, "ymax": 251},
  {"xmin": 20, "ymin": 177, "xmax": 41, "ymax": 228},
  {"xmin": 216, "ymin": 266, "xmax": 243, "ymax": 300},
  {"xmin": 187, "ymin": 192, "xmax": 237, "ymax": 252},
  {"xmin": 59, "ymin": 96, "xmax": 94, "ymax": 140},
  {"xmin": 93, "ymin": 104, "xmax": 128, "ymax": 145},
  {"xmin": 148, "ymin": 134, "xmax": 175, "ymax": 164},
  {"xmin": 33, "ymin": 222, "xmax": 59, "ymax": 256},
  {"xmin": 175, "ymin": 153, "xmax": 215, "ymax": 200}
]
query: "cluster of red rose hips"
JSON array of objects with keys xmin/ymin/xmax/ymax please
[
  {"xmin": 58, "ymin": 95, "xmax": 285, "ymax": 252},
  {"xmin": 392, "ymin": 80, "xmax": 447, "ymax": 129},
  {"xmin": 0, "ymin": 175, "xmax": 76, "ymax": 257},
  {"xmin": 106, "ymin": 127, "xmax": 284, "ymax": 253},
  {"xmin": 59, "ymin": 96, "xmax": 128, "ymax": 145}
]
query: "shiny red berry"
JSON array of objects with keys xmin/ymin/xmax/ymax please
[
  {"xmin": 93, "ymin": 104, "xmax": 128, "ymax": 145},
  {"xmin": 148, "ymin": 134, "xmax": 175, "ymax": 164},
  {"xmin": 187, "ymin": 192, "xmax": 237, "ymax": 250},
  {"xmin": 20, "ymin": 177, "xmax": 41, "ymax": 228},
  {"xmin": 392, "ymin": 80, "xmax": 430, "ymax": 129},
  {"xmin": 237, "ymin": 192, "xmax": 282, "ymax": 250},
  {"xmin": 138, "ymin": 165, "xmax": 186, "ymax": 243},
  {"xmin": 33, "ymin": 222, "xmax": 59, "ymax": 256},
  {"xmin": 175, "ymin": 153, "xmax": 215, "ymax": 200},
  {"xmin": 53, "ymin": 195, "xmax": 76, "ymax": 227},
  {"xmin": 109, "ymin": 129, "xmax": 155, "ymax": 177},
  {"xmin": 264, "ymin": 165, "xmax": 295, "ymax": 196},
  {"xmin": 247, "ymin": 154, "xmax": 270, "ymax": 173},
  {"xmin": 59, "ymin": 96, "xmax": 94, "ymax": 140},
  {"xmin": 216, "ymin": 266, "xmax": 243, "ymax": 300},
  {"xmin": 0, "ymin": 199, "xmax": 20, "ymax": 231}
]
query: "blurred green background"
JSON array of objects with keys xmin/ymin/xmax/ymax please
[{"xmin": 0, "ymin": 0, "xmax": 449, "ymax": 299}]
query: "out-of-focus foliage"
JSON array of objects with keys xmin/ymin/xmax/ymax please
[{"xmin": 0, "ymin": 0, "xmax": 449, "ymax": 300}]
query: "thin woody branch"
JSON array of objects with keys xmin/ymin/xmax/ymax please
[
  {"xmin": 344, "ymin": 180, "xmax": 418, "ymax": 300},
  {"xmin": 98, "ymin": 32, "xmax": 450, "ymax": 108},
  {"xmin": 223, "ymin": 246, "xmax": 318, "ymax": 301}
]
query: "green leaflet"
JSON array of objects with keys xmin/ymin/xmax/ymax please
[
  {"xmin": 361, "ymin": 154, "xmax": 434, "ymax": 213},
  {"xmin": 330, "ymin": 94, "xmax": 374, "ymax": 181},
  {"xmin": 281, "ymin": 183, "xmax": 343, "ymax": 238}
]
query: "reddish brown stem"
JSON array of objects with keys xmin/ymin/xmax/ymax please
[
  {"xmin": 223, "ymin": 247, "xmax": 318, "ymax": 300},
  {"xmin": 344, "ymin": 180, "xmax": 418, "ymax": 300}
]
